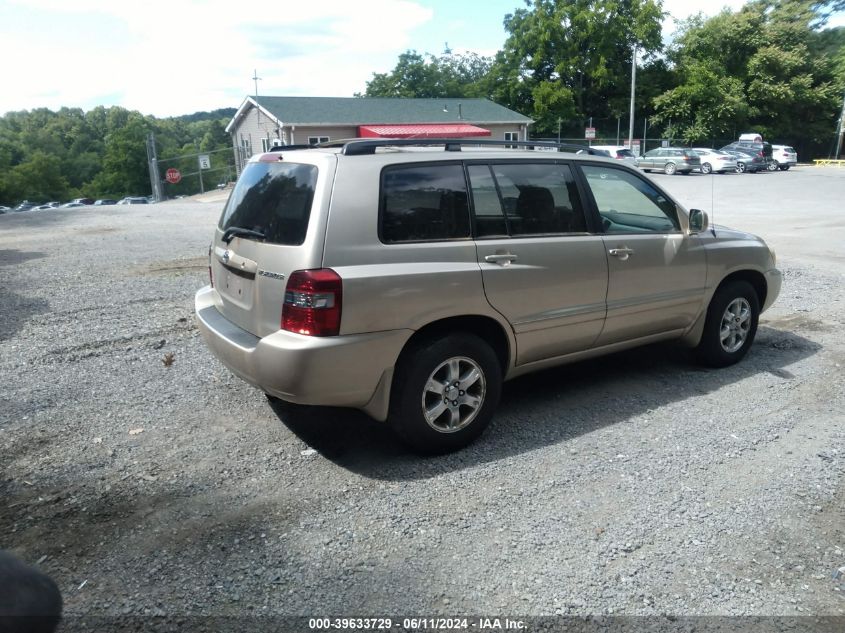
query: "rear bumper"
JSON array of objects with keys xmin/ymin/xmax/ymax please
[{"xmin": 194, "ymin": 286, "xmax": 412, "ymax": 411}]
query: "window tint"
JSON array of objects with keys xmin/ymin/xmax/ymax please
[
  {"xmin": 467, "ymin": 165, "xmax": 507, "ymax": 237},
  {"xmin": 469, "ymin": 163, "xmax": 587, "ymax": 237},
  {"xmin": 582, "ymin": 165, "xmax": 679, "ymax": 234},
  {"xmin": 381, "ymin": 164, "xmax": 470, "ymax": 243},
  {"xmin": 218, "ymin": 162, "xmax": 317, "ymax": 245}
]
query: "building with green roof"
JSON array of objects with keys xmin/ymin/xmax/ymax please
[{"xmin": 226, "ymin": 96, "xmax": 533, "ymax": 171}]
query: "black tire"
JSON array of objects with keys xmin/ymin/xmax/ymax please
[
  {"xmin": 767, "ymin": 160, "xmax": 778, "ymax": 172},
  {"xmin": 695, "ymin": 280, "xmax": 760, "ymax": 368},
  {"xmin": 701, "ymin": 162, "xmax": 712, "ymax": 174},
  {"xmin": 664, "ymin": 162, "xmax": 677, "ymax": 175},
  {"xmin": 389, "ymin": 333, "xmax": 502, "ymax": 454},
  {"xmin": 736, "ymin": 162, "xmax": 747, "ymax": 173},
  {"xmin": 780, "ymin": 165, "xmax": 790, "ymax": 171}
]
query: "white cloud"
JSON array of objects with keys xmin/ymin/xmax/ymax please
[{"xmin": 0, "ymin": 0, "xmax": 433, "ymax": 116}]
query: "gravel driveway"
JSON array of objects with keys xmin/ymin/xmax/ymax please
[{"xmin": 1, "ymin": 167, "xmax": 843, "ymax": 627}]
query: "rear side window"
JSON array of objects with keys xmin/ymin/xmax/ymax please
[
  {"xmin": 617, "ymin": 149, "xmax": 635, "ymax": 158},
  {"xmin": 219, "ymin": 162, "xmax": 317, "ymax": 245},
  {"xmin": 380, "ymin": 164, "xmax": 470, "ymax": 243},
  {"xmin": 468, "ymin": 163, "xmax": 587, "ymax": 237}
]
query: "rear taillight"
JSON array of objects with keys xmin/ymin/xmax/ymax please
[{"xmin": 282, "ymin": 269, "xmax": 342, "ymax": 336}]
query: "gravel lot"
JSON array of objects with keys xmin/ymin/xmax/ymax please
[{"xmin": 1, "ymin": 166, "xmax": 843, "ymax": 626}]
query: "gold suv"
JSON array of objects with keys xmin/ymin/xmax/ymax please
[{"xmin": 195, "ymin": 139, "xmax": 781, "ymax": 453}]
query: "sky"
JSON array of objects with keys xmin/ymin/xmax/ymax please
[{"xmin": 0, "ymin": 0, "xmax": 841, "ymax": 118}]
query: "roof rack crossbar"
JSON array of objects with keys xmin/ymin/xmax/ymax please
[{"xmin": 334, "ymin": 138, "xmax": 610, "ymax": 156}]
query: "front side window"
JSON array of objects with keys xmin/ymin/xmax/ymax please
[
  {"xmin": 380, "ymin": 164, "xmax": 470, "ymax": 243},
  {"xmin": 468, "ymin": 163, "xmax": 587, "ymax": 237},
  {"xmin": 581, "ymin": 165, "xmax": 679, "ymax": 234},
  {"xmin": 219, "ymin": 162, "xmax": 317, "ymax": 245}
]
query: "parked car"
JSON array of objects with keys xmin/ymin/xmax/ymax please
[
  {"xmin": 724, "ymin": 148, "xmax": 767, "ymax": 173},
  {"xmin": 692, "ymin": 148, "xmax": 737, "ymax": 174},
  {"xmin": 195, "ymin": 138, "xmax": 781, "ymax": 453},
  {"xmin": 14, "ymin": 200, "xmax": 36, "ymax": 212},
  {"xmin": 94, "ymin": 199, "xmax": 118, "ymax": 206},
  {"xmin": 0, "ymin": 206, "xmax": 9, "ymax": 214},
  {"xmin": 588, "ymin": 145, "xmax": 639, "ymax": 167},
  {"xmin": 638, "ymin": 147, "xmax": 702, "ymax": 174},
  {"xmin": 59, "ymin": 202, "xmax": 87, "ymax": 208},
  {"xmin": 70, "ymin": 198, "xmax": 95, "ymax": 205},
  {"xmin": 117, "ymin": 196, "xmax": 149, "ymax": 205},
  {"xmin": 721, "ymin": 141, "xmax": 773, "ymax": 168},
  {"xmin": 771, "ymin": 145, "xmax": 798, "ymax": 171},
  {"xmin": 32, "ymin": 203, "xmax": 59, "ymax": 211}
]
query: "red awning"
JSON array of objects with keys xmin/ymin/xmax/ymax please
[{"xmin": 358, "ymin": 124, "xmax": 491, "ymax": 139}]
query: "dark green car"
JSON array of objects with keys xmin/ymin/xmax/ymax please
[{"xmin": 638, "ymin": 148, "xmax": 702, "ymax": 175}]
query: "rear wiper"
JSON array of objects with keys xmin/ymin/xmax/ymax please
[{"xmin": 221, "ymin": 227, "xmax": 266, "ymax": 243}]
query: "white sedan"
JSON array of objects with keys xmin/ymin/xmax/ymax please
[{"xmin": 692, "ymin": 148, "xmax": 738, "ymax": 174}]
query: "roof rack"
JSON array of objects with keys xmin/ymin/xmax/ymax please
[
  {"xmin": 323, "ymin": 138, "xmax": 608, "ymax": 156},
  {"xmin": 268, "ymin": 144, "xmax": 316, "ymax": 152}
]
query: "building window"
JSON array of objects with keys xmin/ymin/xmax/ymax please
[
  {"xmin": 308, "ymin": 136, "xmax": 330, "ymax": 145},
  {"xmin": 504, "ymin": 131, "xmax": 519, "ymax": 148}
]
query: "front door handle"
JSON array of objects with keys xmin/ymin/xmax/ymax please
[
  {"xmin": 608, "ymin": 247, "xmax": 635, "ymax": 260},
  {"xmin": 484, "ymin": 253, "xmax": 518, "ymax": 266}
]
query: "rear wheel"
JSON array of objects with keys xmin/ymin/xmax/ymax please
[
  {"xmin": 736, "ymin": 162, "xmax": 747, "ymax": 173},
  {"xmin": 701, "ymin": 162, "xmax": 712, "ymax": 174},
  {"xmin": 780, "ymin": 165, "xmax": 790, "ymax": 171},
  {"xmin": 389, "ymin": 333, "xmax": 502, "ymax": 454},
  {"xmin": 767, "ymin": 160, "xmax": 778, "ymax": 172},
  {"xmin": 696, "ymin": 280, "xmax": 760, "ymax": 367},
  {"xmin": 664, "ymin": 162, "xmax": 677, "ymax": 175}
]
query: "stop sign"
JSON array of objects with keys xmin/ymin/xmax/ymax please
[{"xmin": 165, "ymin": 168, "xmax": 181, "ymax": 184}]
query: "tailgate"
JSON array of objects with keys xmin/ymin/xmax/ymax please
[{"xmin": 210, "ymin": 154, "xmax": 334, "ymax": 337}]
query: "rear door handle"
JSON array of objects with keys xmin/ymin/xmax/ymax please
[{"xmin": 484, "ymin": 253, "xmax": 518, "ymax": 266}]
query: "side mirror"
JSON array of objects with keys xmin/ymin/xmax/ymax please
[{"xmin": 689, "ymin": 208, "xmax": 709, "ymax": 233}]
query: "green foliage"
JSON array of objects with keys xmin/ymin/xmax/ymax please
[
  {"xmin": 488, "ymin": 0, "xmax": 665, "ymax": 134},
  {"xmin": 362, "ymin": 50, "xmax": 493, "ymax": 98},
  {"xmin": 0, "ymin": 106, "xmax": 234, "ymax": 205},
  {"xmin": 652, "ymin": 0, "xmax": 843, "ymax": 145}
]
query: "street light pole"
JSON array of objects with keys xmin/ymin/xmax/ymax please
[{"xmin": 628, "ymin": 44, "xmax": 637, "ymax": 150}]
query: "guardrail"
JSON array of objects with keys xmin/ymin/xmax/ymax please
[{"xmin": 813, "ymin": 159, "xmax": 845, "ymax": 167}]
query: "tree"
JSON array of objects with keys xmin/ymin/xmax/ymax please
[
  {"xmin": 363, "ymin": 50, "xmax": 492, "ymax": 98},
  {"xmin": 486, "ymin": 0, "xmax": 665, "ymax": 135},
  {"xmin": 652, "ymin": 0, "xmax": 842, "ymax": 146}
]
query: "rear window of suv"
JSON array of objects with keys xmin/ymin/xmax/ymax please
[{"xmin": 218, "ymin": 162, "xmax": 317, "ymax": 246}]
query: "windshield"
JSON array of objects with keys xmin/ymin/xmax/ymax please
[{"xmin": 218, "ymin": 162, "xmax": 318, "ymax": 246}]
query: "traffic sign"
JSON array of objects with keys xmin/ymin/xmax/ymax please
[
  {"xmin": 585, "ymin": 127, "xmax": 596, "ymax": 140},
  {"xmin": 199, "ymin": 155, "xmax": 211, "ymax": 170},
  {"xmin": 165, "ymin": 168, "xmax": 181, "ymax": 184}
]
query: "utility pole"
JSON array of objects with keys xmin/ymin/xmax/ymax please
[
  {"xmin": 557, "ymin": 117, "xmax": 562, "ymax": 144},
  {"xmin": 836, "ymin": 89, "xmax": 845, "ymax": 159},
  {"xmin": 252, "ymin": 69, "xmax": 262, "ymax": 98},
  {"xmin": 146, "ymin": 133, "xmax": 163, "ymax": 202},
  {"xmin": 643, "ymin": 117, "xmax": 648, "ymax": 154},
  {"xmin": 628, "ymin": 44, "xmax": 637, "ymax": 150}
]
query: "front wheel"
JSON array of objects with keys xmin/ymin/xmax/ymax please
[
  {"xmin": 664, "ymin": 162, "xmax": 677, "ymax": 175},
  {"xmin": 389, "ymin": 333, "xmax": 502, "ymax": 454},
  {"xmin": 696, "ymin": 280, "xmax": 760, "ymax": 367},
  {"xmin": 701, "ymin": 162, "xmax": 712, "ymax": 174},
  {"xmin": 767, "ymin": 160, "xmax": 778, "ymax": 172},
  {"xmin": 736, "ymin": 162, "xmax": 747, "ymax": 173}
]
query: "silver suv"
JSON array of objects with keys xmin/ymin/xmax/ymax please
[{"xmin": 195, "ymin": 139, "xmax": 782, "ymax": 453}]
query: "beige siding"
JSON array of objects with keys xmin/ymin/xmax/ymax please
[
  {"xmin": 289, "ymin": 126, "xmax": 358, "ymax": 144},
  {"xmin": 230, "ymin": 105, "xmax": 533, "ymax": 172}
]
